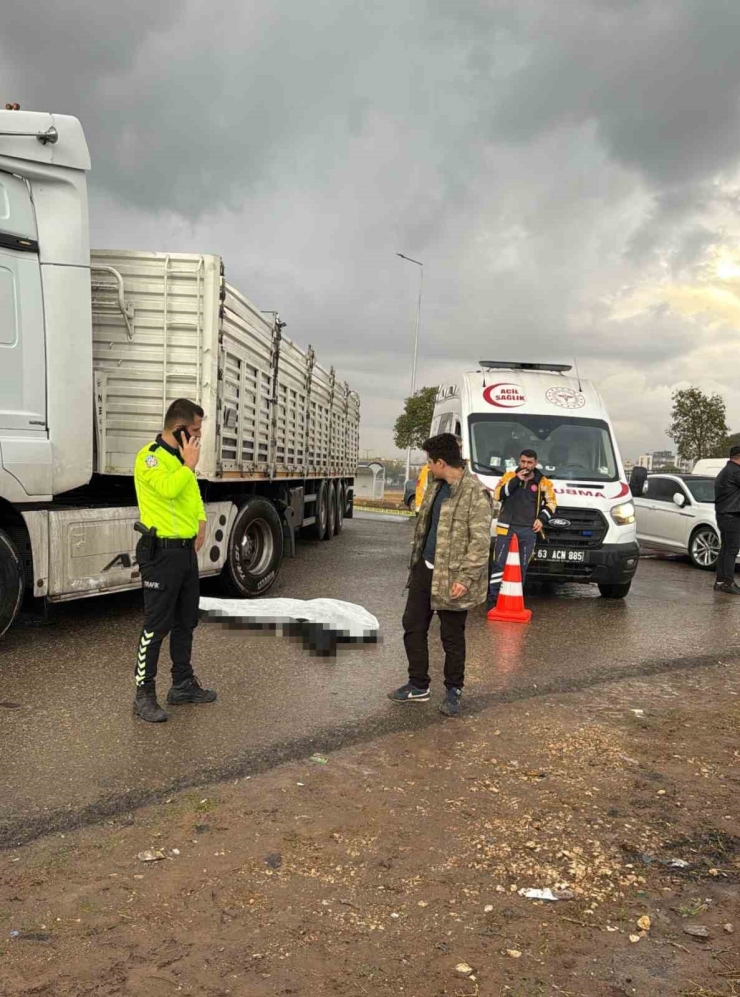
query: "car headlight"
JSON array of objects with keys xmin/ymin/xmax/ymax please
[{"xmin": 610, "ymin": 501, "xmax": 635, "ymax": 525}]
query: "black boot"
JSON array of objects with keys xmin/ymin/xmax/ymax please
[
  {"xmin": 133, "ymin": 684, "xmax": 168, "ymax": 723},
  {"xmin": 166, "ymin": 675, "xmax": 217, "ymax": 705}
]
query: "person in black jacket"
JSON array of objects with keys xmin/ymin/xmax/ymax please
[{"xmin": 714, "ymin": 445, "xmax": 740, "ymax": 594}]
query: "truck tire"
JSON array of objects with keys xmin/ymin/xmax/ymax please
[
  {"xmin": 688, "ymin": 525, "xmax": 720, "ymax": 571},
  {"xmin": 220, "ymin": 499, "xmax": 283, "ymax": 598},
  {"xmin": 305, "ymin": 480, "xmax": 328, "ymax": 540},
  {"xmin": 335, "ymin": 482, "xmax": 345, "ymax": 535},
  {"xmin": 323, "ymin": 482, "xmax": 337, "ymax": 541},
  {"xmin": 0, "ymin": 529, "xmax": 24, "ymax": 637},
  {"xmin": 598, "ymin": 582, "xmax": 632, "ymax": 599}
]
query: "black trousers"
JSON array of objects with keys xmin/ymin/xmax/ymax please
[
  {"xmin": 716, "ymin": 513, "xmax": 740, "ymax": 582},
  {"xmin": 135, "ymin": 539, "xmax": 200, "ymax": 688},
  {"xmin": 403, "ymin": 560, "xmax": 467, "ymax": 690}
]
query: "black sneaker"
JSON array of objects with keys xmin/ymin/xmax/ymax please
[
  {"xmin": 439, "ymin": 687, "xmax": 462, "ymax": 717},
  {"xmin": 388, "ymin": 682, "xmax": 430, "ymax": 703},
  {"xmin": 166, "ymin": 675, "xmax": 218, "ymax": 705},
  {"xmin": 133, "ymin": 685, "xmax": 167, "ymax": 723},
  {"xmin": 714, "ymin": 581, "xmax": 740, "ymax": 595}
]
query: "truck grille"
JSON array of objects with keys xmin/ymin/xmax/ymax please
[{"xmin": 541, "ymin": 507, "xmax": 607, "ymax": 549}]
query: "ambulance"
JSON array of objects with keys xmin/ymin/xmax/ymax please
[{"xmin": 431, "ymin": 362, "xmax": 639, "ymax": 598}]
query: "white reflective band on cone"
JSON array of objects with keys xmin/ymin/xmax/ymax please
[{"xmin": 500, "ymin": 581, "xmax": 522, "ymax": 597}]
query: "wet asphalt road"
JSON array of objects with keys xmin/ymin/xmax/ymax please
[{"xmin": 1, "ymin": 514, "xmax": 739, "ymax": 848}]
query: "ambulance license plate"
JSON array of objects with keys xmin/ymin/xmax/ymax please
[{"xmin": 535, "ymin": 548, "xmax": 586, "ymax": 563}]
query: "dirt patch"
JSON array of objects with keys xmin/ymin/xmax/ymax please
[{"xmin": 2, "ymin": 665, "xmax": 739, "ymax": 996}]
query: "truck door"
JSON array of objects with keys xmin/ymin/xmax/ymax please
[{"xmin": 0, "ymin": 171, "xmax": 46, "ymax": 432}]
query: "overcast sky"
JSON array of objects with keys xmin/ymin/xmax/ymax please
[{"xmin": 4, "ymin": 0, "xmax": 740, "ymax": 460}]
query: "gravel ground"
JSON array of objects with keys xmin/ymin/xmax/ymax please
[{"xmin": 2, "ymin": 660, "xmax": 739, "ymax": 997}]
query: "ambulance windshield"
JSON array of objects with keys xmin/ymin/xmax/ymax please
[{"xmin": 469, "ymin": 414, "xmax": 619, "ymax": 481}]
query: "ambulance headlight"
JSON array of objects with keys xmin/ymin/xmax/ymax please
[{"xmin": 610, "ymin": 501, "xmax": 635, "ymax": 525}]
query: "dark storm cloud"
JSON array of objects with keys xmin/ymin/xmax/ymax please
[
  {"xmin": 1, "ymin": 1, "xmax": 182, "ymax": 76},
  {"xmin": 3, "ymin": 0, "xmax": 740, "ymax": 456},
  {"xmin": 2, "ymin": 2, "xmax": 487, "ymax": 219},
  {"xmin": 487, "ymin": 0, "xmax": 740, "ymax": 187}
]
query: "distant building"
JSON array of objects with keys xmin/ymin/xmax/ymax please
[{"xmin": 629, "ymin": 452, "xmax": 693, "ymax": 474}]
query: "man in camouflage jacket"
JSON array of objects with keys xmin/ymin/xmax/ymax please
[{"xmin": 388, "ymin": 434, "xmax": 492, "ymax": 717}]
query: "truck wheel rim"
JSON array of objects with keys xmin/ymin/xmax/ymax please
[
  {"xmin": 239, "ymin": 519, "xmax": 273, "ymax": 575},
  {"xmin": 693, "ymin": 531, "xmax": 719, "ymax": 566}
]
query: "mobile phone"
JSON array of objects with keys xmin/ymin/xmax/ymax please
[{"xmin": 173, "ymin": 426, "xmax": 191, "ymax": 448}]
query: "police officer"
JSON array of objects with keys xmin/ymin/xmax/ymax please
[{"xmin": 132, "ymin": 398, "xmax": 217, "ymax": 723}]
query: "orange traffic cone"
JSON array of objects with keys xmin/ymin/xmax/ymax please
[{"xmin": 487, "ymin": 533, "xmax": 532, "ymax": 624}]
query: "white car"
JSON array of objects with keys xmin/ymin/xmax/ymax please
[{"xmin": 634, "ymin": 473, "xmax": 724, "ymax": 570}]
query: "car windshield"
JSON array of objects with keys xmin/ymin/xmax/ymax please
[
  {"xmin": 684, "ymin": 478, "xmax": 715, "ymax": 503},
  {"xmin": 469, "ymin": 414, "xmax": 618, "ymax": 481}
]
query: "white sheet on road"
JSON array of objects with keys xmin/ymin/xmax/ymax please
[{"xmin": 199, "ymin": 596, "xmax": 379, "ymax": 653}]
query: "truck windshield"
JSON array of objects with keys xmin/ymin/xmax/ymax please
[{"xmin": 469, "ymin": 414, "xmax": 618, "ymax": 481}]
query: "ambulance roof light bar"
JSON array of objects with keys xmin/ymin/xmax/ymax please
[{"xmin": 478, "ymin": 361, "xmax": 573, "ymax": 373}]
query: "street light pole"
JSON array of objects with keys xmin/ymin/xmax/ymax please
[{"xmin": 396, "ymin": 253, "xmax": 424, "ymax": 485}]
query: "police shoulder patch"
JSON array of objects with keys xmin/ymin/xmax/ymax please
[{"xmin": 145, "ymin": 455, "xmax": 159, "ymax": 468}]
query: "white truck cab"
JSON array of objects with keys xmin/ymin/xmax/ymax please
[
  {"xmin": 0, "ymin": 112, "xmax": 93, "ymax": 503},
  {"xmin": 432, "ymin": 361, "xmax": 639, "ymax": 598}
]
